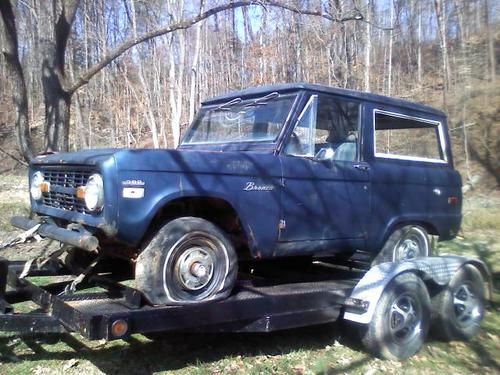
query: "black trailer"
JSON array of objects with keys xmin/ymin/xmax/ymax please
[{"xmin": 0, "ymin": 254, "xmax": 490, "ymax": 361}]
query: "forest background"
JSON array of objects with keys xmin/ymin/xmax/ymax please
[{"xmin": 0, "ymin": 0, "xmax": 498, "ymax": 191}]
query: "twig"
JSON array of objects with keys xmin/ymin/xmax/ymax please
[{"xmin": 0, "ymin": 146, "xmax": 28, "ymax": 166}]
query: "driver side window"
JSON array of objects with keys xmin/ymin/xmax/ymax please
[
  {"xmin": 284, "ymin": 95, "xmax": 317, "ymax": 157},
  {"xmin": 285, "ymin": 94, "xmax": 360, "ymax": 161}
]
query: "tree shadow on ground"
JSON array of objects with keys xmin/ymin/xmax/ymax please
[
  {"xmin": 0, "ymin": 322, "xmax": 370, "ymax": 374},
  {"xmin": 467, "ymin": 340, "xmax": 500, "ymax": 371}
]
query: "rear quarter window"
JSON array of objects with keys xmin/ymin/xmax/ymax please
[{"xmin": 374, "ymin": 110, "xmax": 447, "ymax": 163}]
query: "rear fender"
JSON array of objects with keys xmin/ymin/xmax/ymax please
[{"xmin": 344, "ymin": 256, "xmax": 491, "ymax": 324}]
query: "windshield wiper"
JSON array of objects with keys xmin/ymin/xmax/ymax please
[
  {"xmin": 216, "ymin": 97, "xmax": 242, "ymax": 110},
  {"xmin": 243, "ymin": 92, "xmax": 280, "ymax": 108},
  {"xmin": 215, "ymin": 91, "xmax": 280, "ymax": 111}
]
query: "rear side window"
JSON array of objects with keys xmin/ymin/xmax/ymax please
[{"xmin": 374, "ymin": 110, "xmax": 446, "ymax": 163}]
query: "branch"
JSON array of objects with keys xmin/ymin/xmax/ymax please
[
  {"xmin": 0, "ymin": 146, "xmax": 28, "ymax": 166},
  {"xmin": 360, "ymin": 19, "xmax": 394, "ymax": 31},
  {"xmin": 67, "ymin": 0, "xmax": 363, "ymax": 94}
]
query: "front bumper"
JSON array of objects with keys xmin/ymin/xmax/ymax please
[{"xmin": 10, "ymin": 216, "xmax": 99, "ymax": 252}]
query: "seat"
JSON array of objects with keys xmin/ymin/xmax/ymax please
[{"xmin": 333, "ymin": 134, "xmax": 357, "ymax": 161}]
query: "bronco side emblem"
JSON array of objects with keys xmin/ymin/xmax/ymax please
[{"xmin": 244, "ymin": 182, "xmax": 274, "ymax": 191}]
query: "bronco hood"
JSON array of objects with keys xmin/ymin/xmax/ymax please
[
  {"xmin": 112, "ymin": 148, "xmax": 280, "ymax": 176},
  {"xmin": 31, "ymin": 148, "xmax": 281, "ymax": 177},
  {"xmin": 31, "ymin": 149, "xmax": 117, "ymax": 166}
]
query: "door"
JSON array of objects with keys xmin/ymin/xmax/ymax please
[
  {"xmin": 367, "ymin": 107, "xmax": 461, "ymax": 247},
  {"xmin": 279, "ymin": 94, "xmax": 370, "ymax": 244}
]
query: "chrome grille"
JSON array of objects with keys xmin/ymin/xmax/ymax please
[{"xmin": 40, "ymin": 168, "xmax": 94, "ymax": 214}]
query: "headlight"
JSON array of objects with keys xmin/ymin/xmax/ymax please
[
  {"xmin": 30, "ymin": 171, "xmax": 49, "ymax": 201},
  {"xmin": 84, "ymin": 174, "xmax": 104, "ymax": 211}
]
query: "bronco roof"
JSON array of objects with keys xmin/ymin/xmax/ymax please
[{"xmin": 202, "ymin": 83, "xmax": 445, "ymax": 117}]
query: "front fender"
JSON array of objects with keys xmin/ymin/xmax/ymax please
[
  {"xmin": 116, "ymin": 172, "xmax": 243, "ymax": 245},
  {"xmin": 116, "ymin": 171, "xmax": 272, "ymax": 253}
]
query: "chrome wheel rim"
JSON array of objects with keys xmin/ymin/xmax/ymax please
[
  {"xmin": 174, "ymin": 244, "xmax": 215, "ymax": 291},
  {"xmin": 394, "ymin": 228, "xmax": 428, "ymax": 261},
  {"xmin": 389, "ymin": 294, "xmax": 422, "ymax": 343},
  {"xmin": 453, "ymin": 282, "xmax": 483, "ymax": 328}
]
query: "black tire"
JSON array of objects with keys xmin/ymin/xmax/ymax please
[
  {"xmin": 372, "ymin": 225, "xmax": 430, "ymax": 266},
  {"xmin": 361, "ymin": 272, "xmax": 431, "ymax": 360},
  {"xmin": 135, "ymin": 217, "xmax": 238, "ymax": 305},
  {"xmin": 431, "ymin": 264, "xmax": 485, "ymax": 341}
]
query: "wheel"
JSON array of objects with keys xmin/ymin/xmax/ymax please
[
  {"xmin": 361, "ymin": 272, "xmax": 431, "ymax": 360},
  {"xmin": 431, "ymin": 264, "xmax": 485, "ymax": 341},
  {"xmin": 135, "ymin": 217, "xmax": 238, "ymax": 305},
  {"xmin": 372, "ymin": 225, "xmax": 430, "ymax": 266}
]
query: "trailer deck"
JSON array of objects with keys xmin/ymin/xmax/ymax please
[{"xmin": 0, "ymin": 257, "xmax": 367, "ymax": 340}]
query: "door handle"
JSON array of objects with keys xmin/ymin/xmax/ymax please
[{"xmin": 353, "ymin": 163, "xmax": 370, "ymax": 172}]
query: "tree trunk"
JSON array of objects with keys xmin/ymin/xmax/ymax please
[
  {"xmin": 364, "ymin": 0, "xmax": 371, "ymax": 91},
  {"xmin": 484, "ymin": 0, "xmax": 496, "ymax": 82},
  {"xmin": 434, "ymin": 0, "xmax": 449, "ymax": 107},
  {"xmin": 417, "ymin": 1, "xmax": 422, "ymax": 87},
  {"xmin": 0, "ymin": 0, "xmax": 34, "ymax": 161},
  {"xmin": 387, "ymin": 0, "xmax": 394, "ymax": 96},
  {"xmin": 189, "ymin": 2, "xmax": 205, "ymax": 125},
  {"xmin": 42, "ymin": 55, "xmax": 71, "ymax": 152},
  {"xmin": 43, "ymin": 0, "xmax": 80, "ymax": 152}
]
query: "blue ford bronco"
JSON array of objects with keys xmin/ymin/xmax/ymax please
[{"xmin": 13, "ymin": 83, "xmax": 462, "ymax": 305}]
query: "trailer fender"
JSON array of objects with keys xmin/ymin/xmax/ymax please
[{"xmin": 343, "ymin": 256, "xmax": 491, "ymax": 324}]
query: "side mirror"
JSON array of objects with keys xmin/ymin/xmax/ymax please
[{"xmin": 314, "ymin": 147, "xmax": 334, "ymax": 162}]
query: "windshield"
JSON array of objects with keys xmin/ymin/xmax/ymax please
[{"xmin": 181, "ymin": 93, "xmax": 296, "ymax": 145}]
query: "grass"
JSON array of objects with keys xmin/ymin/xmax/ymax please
[
  {"xmin": 0, "ymin": 175, "xmax": 29, "ymax": 234},
  {"xmin": 462, "ymin": 208, "xmax": 500, "ymax": 231},
  {"xmin": 0, "ymin": 202, "xmax": 29, "ymax": 233},
  {"xmin": 0, "ymin": 311, "xmax": 498, "ymax": 374},
  {"xmin": 0, "ymin": 178, "xmax": 498, "ymax": 374}
]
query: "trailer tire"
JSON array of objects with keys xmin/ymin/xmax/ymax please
[
  {"xmin": 372, "ymin": 225, "xmax": 430, "ymax": 266},
  {"xmin": 361, "ymin": 272, "xmax": 431, "ymax": 360},
  {"xmin": 136, "ymin": 217, "xmax": 238, "ymax": 305},
  {"xmin": 431, "ymin": 264, "xmax": 485, "ymax": 341}
]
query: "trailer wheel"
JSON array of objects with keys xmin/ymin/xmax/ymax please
[
  {"xmin": 136, "ymin": 217, "xmax": 237, "ymax": 305},
  {"xmin": 372, "ymin": 225, "xmax": 430, "ymax": 266},
  {"xmin": 361, "ymin": 272, "xmax": 431, "ymax": 360},
  {"xmin": 431, "ymin": 264, "xmax": 485, "ymax": 341}
]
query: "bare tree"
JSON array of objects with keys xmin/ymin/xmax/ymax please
[
  {"xmin": 387, "ymin": 0, "xmax": 394, "ymax": 96},
  {"xmin": 364, "ymin": 0, "xmax": 371, "ymax": 91},
  {"xmin": 0, "ymin": 0, "xmax": 364, "ymax": 161},
  {"xmin": 484, "ymin": 0, "xmax": 496, "ymax": 83},
  {"xmin": 0, "ymin": 0, "xmax": 34, "ymax": 161},
  {"xmin": 188, "ymin": 1, "xmax": 205, "ymax": 125},
  {"xmin": 434, "ymin": 0, "xmax": 450, "ymax": 106}
]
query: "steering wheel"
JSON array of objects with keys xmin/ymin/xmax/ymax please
[{"xmin": 314, "ymin": 147, "xmax": 335, "ymax": 160}]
